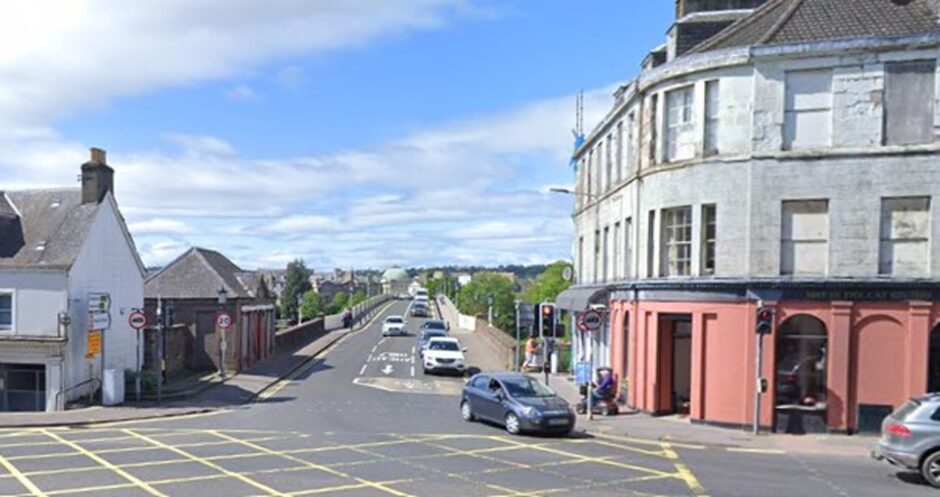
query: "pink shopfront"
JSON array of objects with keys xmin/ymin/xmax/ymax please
[{"xmin": 601, "ymin": 281, "xmax": 940, "ymax": 434}]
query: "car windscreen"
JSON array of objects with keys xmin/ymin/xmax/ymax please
[
  {"xmin": 428, "ymin": 341, "xmax": 459, "ymax": 351},
  {"xmin": 386, "ymin": 318, "xmax": 403, "ymax": 324},
  {"xmin": 501, "ymin": 377, "xmax": 556, "ymax": 398},
  {"xmin": 422, "ymin": 331, "xmax": 446, "ymax": 340},
  {"xmin": 423, "ymin": 321, "xmax": 446, "ymax": 330},
  {"xmin": 893, "ymin": 400, "xmax": 921, "ymax": 420}
]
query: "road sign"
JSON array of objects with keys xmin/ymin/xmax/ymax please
[
  {"xmin": 128, "ymin": 310, "xmax": 147, "ymax": 330},
  {"xmin": 88, "ymin": 292, "xmax": 111, "ymax": 312},
  {"xmin": 575, "ymin": 361, "xmax": 592, "ymax": 385},
  {"xmin": 216, "ymin": 312, "xmax": 233, "ymax": 330},
  {"xmin": 88, "ymin": 311, "xmax": 110, "ymax": 331},
  {"xmin": 580, "ymin": 310, "xmax": 603, "ymax": 332},
  {"xmin": 87, "ymin": 330, "xmax": 102, "ymax": 357}
]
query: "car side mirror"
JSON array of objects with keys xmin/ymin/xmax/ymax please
[
  {"xmin": 462, "ymin": 347, "xmax": 468, "ymax": 353},
  {"xmin": 495, "ymin": 391, "xmax": 505, "ymax": 401}
]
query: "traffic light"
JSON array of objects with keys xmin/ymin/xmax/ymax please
[
  {"xmin": 539, "ymin": 303, "xmax": 556, "ymax": 338},
  {"xmin": 756, "ymin": 306, "xmax": 774, "ymax": 335}
]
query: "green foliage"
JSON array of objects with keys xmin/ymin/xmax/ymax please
[
  {"xmin": 426, "ymin": 275, "xmax": 457, "ymax": 300},
  {"xmin": 280, "ymin": 259, "xmax": 312, "ymax": 321},
  {"xmin": 456, "ymin": 272, "xmax": 517, "ymax": 331},
  {"xmin": 522, "ymin": 261, "xmax": 572, "ymax": 304},
  {"xmin": 350, "ymin": 291, "xmax": 368, "ymax": 307},
  {"xmin": 327, "ymin": 291, "xmax": 349, "ymax": 315},
  {"xmin": 300, "ymin": 291, "xmax": 324, "ymax": 319}
]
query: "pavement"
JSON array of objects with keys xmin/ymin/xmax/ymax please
[
  {"xmin": 548, "ymin": 373, "xmax": 879, "ymax": 458},
  {"xmin": 0, "ymin": 300, "xmax": 932, "ymax": 497}
]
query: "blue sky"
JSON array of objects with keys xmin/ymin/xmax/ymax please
[{"xmin": 0, "ymin": 0, "xmax": 673, "ymax": 271}]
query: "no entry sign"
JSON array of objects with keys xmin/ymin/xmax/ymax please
[
  {"xmin": 128, "ymin": 310, "xmax": 147, "ymax": 330},
  {"xmin": 217, "ymin": 312, "xmax": 233, "ymax": 330}
]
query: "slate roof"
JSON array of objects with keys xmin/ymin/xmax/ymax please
[
  {"xmin": 693, "ymin": 0, "xmax": 940, "ymax": 53},
  {"xmin": 0, "ymin": 189, "xmax": 100, "ymax": 269},
  {"xmin": 145, "ymin": 247, "xmax": 267, "ymax": 300}
]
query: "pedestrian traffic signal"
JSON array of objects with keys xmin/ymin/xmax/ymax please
[
  {"xmin": 539, "ymin": 303, "xmax": 556, "ymax": 338},
  {"xmin": 756, "ymin": 306, "xmax": 774, "ymax": 335}
]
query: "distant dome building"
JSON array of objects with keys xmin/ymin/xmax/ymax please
[{"xmin": 381, "ymin": 267, "xmax": 411, "ymax": 295}]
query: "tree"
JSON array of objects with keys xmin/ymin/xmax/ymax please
[
  {"xmin": 280, "ymin": 259, "xmax": 312, "ymax": 322},
  {"xmin": 350, "ymin": 290, "xmax": 368, "ymax": 307},
  {"xmin": 456, "ymin": 272, "xmax": 517, "ymax": 332},
  {"xmin": 327, "ymin": 291, "xmax": 348, "ymax": 315},
  {"xmin": 300, "ymin": 291, "xmax": 324, "ymax": 319},
  {"xmin": 522, "ymin": 261, "xmax": 572, "ymax": 304}
]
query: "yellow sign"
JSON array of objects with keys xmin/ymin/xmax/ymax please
[{"xmin": 87, "ymin": 330, "xmax": 102, "ymax": 357}]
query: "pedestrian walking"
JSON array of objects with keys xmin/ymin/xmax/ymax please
[{"xmin": 522, "ymin": 334, "xmax": 539, "ymax": 371}]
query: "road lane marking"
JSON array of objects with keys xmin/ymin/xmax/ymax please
[
  {"xmin": 0, "ymin": 451, "xmax": 47, "ymax": 497},
  {"xmin": 726, "ymin": 447, "xmax": 786, "ymax": 455},
  {"xmin": 662, "ymin": 441, "xmax": 708, "ymax": 496},
  {"xmin": 410, "ymin": 366, "xmax": 415, "ymax": 377},
  {"xmin": 594, "ymin": 432, "xmax": 706, "ymax": 450},
  {"xmin": 209, "ymin": 430, "xmax": 417, "ymax": 497},
  {"xmin": 123, "ymin": 429, "xmax": 288, "ymax": 497},
  {"xmin": 41, "ymin": 429, "xmax": 168, "ymax": 497},
  {"xmin": 359, "ymin": 364, "xmax": 368, "ymax": 375}
]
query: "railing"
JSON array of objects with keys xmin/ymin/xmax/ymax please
[{"xmin": 54, "ymin": 377, "xmax": 101, "ymax": 411}]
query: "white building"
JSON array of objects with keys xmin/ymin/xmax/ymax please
[
  {"xmin": 0, "ymin": 148, "xmax": 145, "ymax": 411},
  {"xmin": 557, "ymin": 0, "xmax": 940, "ymax": 434}
]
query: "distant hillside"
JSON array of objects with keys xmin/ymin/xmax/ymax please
[{"xmin": 408, "ymin": 264, "xmax": 549, "ymax": 282}]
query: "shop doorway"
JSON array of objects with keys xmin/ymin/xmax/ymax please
[
  {"xmin": 774, "ymin": 315, "xmax": 828, "ymax": 434},
  {"xmin": 928, "ymin": 324, "xmax": 940, "ymax": 393},
  {"xmin": 658, "ymin": 314, "xmax": 692, "ymax": 415},
  {"xmin": 0, "ymin": 364, "xmax": 45, "ymax": 412}
]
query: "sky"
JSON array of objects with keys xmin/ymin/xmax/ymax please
[{"xmin": 0, "ymin": 0, "xmax": 674, "ymax": 271}]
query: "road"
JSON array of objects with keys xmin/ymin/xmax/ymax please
[{"xmin": 0, "ymin": 300, "xmax": 933, "ymax": 497}]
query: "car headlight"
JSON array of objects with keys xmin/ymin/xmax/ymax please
[{"xmin": 520, "ymin": 406, "xmax": 541, "ymax": 418}]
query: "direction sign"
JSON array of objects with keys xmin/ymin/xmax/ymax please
[
  {"xmin": 216, "ymin": 312, "xmax": 233, "ymax": 330},
  {"xmin": 88, "ymin": 292, "xmax": 111, "ymax": 312},
  {"xmin": 87, "ymin": 330, "xmax": 102, "ymax": 357},
  {"xmin": 88, "ymin": 311, "xmax": 110, "ymax": 331},
  {"xmin": 580, "ymin": 310, "xmax": 603, "ymax": 332},
  {"xmin": 128, "ymin": 310, "xmax": 147, "ymax": 330}
]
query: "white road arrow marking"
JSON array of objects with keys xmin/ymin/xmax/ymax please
[{"xmin": 382, "ymin": 364, "xmax": 394, "ymax": 375}]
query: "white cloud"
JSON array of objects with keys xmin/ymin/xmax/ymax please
[
  {"xmin": 0, "ymin": 0, "xmax": 473, "ymax": 126},
  {"xmin": 225, "ymin": 84, "xmax": 262, "ymax": 101},
  {"xmin": 127, "ymin": 219, "xmax": 194, "ymax": 235}
]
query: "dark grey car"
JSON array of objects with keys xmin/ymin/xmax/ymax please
[
  {"xmin": 873, "ymin": 394, "xmax": 940, "ymax": 487},
  {"xmin": 460, "ymin": 372, "xmax": 575, "ymax": 435}
]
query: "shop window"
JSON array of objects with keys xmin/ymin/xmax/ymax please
[
  {"xmin": 775, "ymin": 315, "xmax": 828, "ymax": 433},
  {"xmin": 661, "ymin": 206, "xmax": 692, "ymax": 276},
  {"xmin": 929, "ymin": 325, "xmax": 940, "ymax": 393},
  {"xmin": 783, "ymin": 69, "xmax": 832, "ymax": 150},
  {"xmin": 781, "ymin": 200, "xmax": 829, "ymax": 275},
  {"xmin": 0, "ymin": 293, "xmax": 11, "ymax": 330},
  {"xmin": 880, "ymin": 196, "xmax": 930, "ymax": 277},
  {"xmin": 665, "ymin": 86, "xmax": 695, "ymax": 161},
  {"xmin": 884, "ymin": 60, "xmax": 936, "ymax": 146}
]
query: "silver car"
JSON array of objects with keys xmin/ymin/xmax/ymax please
[{"xmin": 873, "ymin": 395, "xmax": 940, "ymax": 487}]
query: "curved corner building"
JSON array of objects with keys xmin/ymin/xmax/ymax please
[{"xmin": 557, "ymin": 0, "xmax": 940, "ymax": 434}]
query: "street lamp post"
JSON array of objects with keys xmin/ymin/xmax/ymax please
[
  {"xmin": 217, "ymin": 287, "xmax": 228, "ymax": 379},
  {"xmin": 487, "ymin": 295, "xmax": 494, "ymax": 327},
  {"xmin": 297, "ymin": 293, "xmax": 304, "ymax": 325}
]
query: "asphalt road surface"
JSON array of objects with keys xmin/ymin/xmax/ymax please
[{"xmin": 0, "ymin": 300, "xmax": 934, "ymax": 497}]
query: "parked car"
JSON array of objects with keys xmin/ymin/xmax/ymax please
[
  {"xmin": 381, "ymin": 316, "xmax": 408, "ymax": 337},
  {"xmin": 873, "ymin": 394, "xmax": 940, "ymax": 487},
  {"xmin": 422, "ymin": 337, "xmax": 466, "ymax": 375},
  {"xmin": 461, "ymin": 372, "xmax": 575, "ymax": 436},
  {"xmin": 417, "ymin": 329, "xmax": 448, "ymax": 358}
]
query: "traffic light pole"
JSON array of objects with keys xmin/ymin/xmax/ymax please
[{"xmin": 753, "ymin": 299, "xmax": 764, "ymax": 435}]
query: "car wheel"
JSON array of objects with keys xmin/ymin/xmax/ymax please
[
  {"xmin": 461, "ymin": 401, "xmax": 475, "ymax": 422},
  {"xmin": 600, "ymin": 405, "xmax": 611, "ymax": 416},
  {"xmin": 505, "ymin": 413, "xmax": 521, "ymax": 435},
  {"xmin": 576, "ymin": 404, "xmax": 586, "ymax": 415},
  {"xmin": 922, "ymin": 451, "xmax": 940, "ymax": 488}
]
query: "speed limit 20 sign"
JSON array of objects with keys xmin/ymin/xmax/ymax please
[{"xmin": 216, "ymin": 312, "xmax": 233, "ymax": 330}]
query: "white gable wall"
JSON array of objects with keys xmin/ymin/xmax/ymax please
[{"xmin": 67, "ymin": 194, "xmax": 144, "ymax": 397}]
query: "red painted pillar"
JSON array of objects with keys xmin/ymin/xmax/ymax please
[
  {"xmin": 909, "ymin": 301, "xmax": 932, "ymax": 398},
  {"xmin": 690, "ymin": 312, "xmax": 705, "ymax": 420},
  {"xmin": 828, "ymin": 302, "xmax": 853, "ymax": 432}
]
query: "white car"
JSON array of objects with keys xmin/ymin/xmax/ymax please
[
  {"xmin": 382, "ymin": 316, "xmax": 407, "ymax": 337},
  {"xmin": 423, "ymin": 337, "xmax": 466, "ymax": 375}
]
